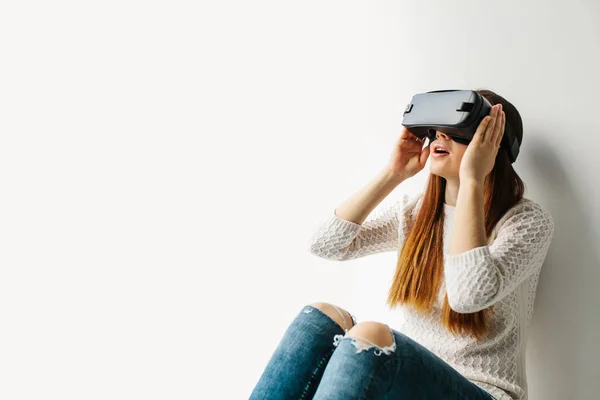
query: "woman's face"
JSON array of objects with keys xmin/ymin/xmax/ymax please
[{"xmin": 429, "ymin": 131, "xmax": 469, "ymax": 179}]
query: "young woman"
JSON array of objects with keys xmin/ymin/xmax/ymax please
[{"xmin": 249, "ymin": 89, "xmax": 555, "ymax": 400}]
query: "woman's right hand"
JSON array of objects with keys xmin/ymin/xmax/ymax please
[{"xmin": 386, "ymin": 127, "xmax": 431, "ymax": 181}]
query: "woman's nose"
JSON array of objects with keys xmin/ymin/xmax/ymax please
[{"xmin": 435, "ymin": 131, "xmax": 450, "ymax": 141}]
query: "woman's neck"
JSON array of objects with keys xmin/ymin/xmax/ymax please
[{"xmin": 444, "ymin": 178, "xmax": 460, "ymax": 207}]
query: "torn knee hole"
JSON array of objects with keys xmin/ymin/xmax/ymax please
[
  {"xmin": 306, "ymin": 303, "xmax": 353, "ymax": 333},
  {"xmin": 332, "ymin": 334, "xmax": 396, "ymax": 356}
]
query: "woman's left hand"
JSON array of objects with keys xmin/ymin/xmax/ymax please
[{"xmin": 459, "ymin": 103, "xmax": 506, "ymax": 183}]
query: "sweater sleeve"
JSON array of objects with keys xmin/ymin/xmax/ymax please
[
  {"xmin": 443, "ymin": 201, "xmax": 555, "ymax": 313},
  {"xmin": 308, "ymin": 193, "xmax": 417, "ymax": 261}
]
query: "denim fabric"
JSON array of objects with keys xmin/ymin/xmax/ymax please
[{"xmin": 250, "ymin": 305, "xmax": 498, "ymax": 400}]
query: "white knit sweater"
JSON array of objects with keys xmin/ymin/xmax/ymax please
[{"xmin": 308, "ymin": 191, "xmax": 555, "ymax": 400}]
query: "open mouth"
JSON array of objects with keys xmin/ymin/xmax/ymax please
[{"xmin": 432, "ymin": 149, "xmax": 450, "ymax": 157}]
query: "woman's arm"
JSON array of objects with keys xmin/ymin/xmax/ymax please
[
  {"xmin": 333, "ymin": 167, "xmax": 405, "ymax": 224},
  {"xmin": 448, "ymin": 179, "xmax": 488, "ymax": 257},
  {"xmin": 444, "ymin": 200, "xmax": 555, "ymax": 313},
  {"xmin": 308, "ymin": 168, "xmax": 415, "ymax": 260}
]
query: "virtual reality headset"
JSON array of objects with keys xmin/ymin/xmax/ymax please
[{"xmin": 401, "ymin": 89, "xmax": 520, "ymax": 163}]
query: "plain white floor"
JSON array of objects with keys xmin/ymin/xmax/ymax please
[{"xmin": 1, "ymin": 1, "xmax": 599, "ymax": 399}]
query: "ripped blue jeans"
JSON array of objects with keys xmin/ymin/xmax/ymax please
[{"xmin": 249, "ymin": 304, "xmax": 498, "ymax": 400}]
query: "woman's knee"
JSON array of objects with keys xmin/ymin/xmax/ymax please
[
  {"xmin": 308, "ymin": 302, "xmax": 355, "ymax": 332},
  {"xmin": 346, "ymin": 321, "xmax": 394, "ymax": 348}
]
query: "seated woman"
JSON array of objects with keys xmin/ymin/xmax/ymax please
[{"xmin": 250, "ymin": 89, "xmax": 555, "ymax": 400}]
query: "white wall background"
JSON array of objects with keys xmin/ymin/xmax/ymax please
[{"xmin": 1, "ymin": 1, "xmax": 598, "ymax": 399}]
